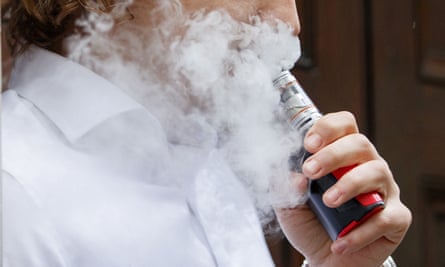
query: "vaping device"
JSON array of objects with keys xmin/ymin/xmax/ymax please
[{"xmin": 273, "ymin": 70, "xmax": 384, "ymax": 240}]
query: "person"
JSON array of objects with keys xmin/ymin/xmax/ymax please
[{"xmin": 2, "ymin": 0, "xmax": 411, "ymax": 266}]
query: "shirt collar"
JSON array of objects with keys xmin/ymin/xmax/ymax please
[{"xmin": 8, "ymin": 46, "xmax": 143, "ymax": 142}]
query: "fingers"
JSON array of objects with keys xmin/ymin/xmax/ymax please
[
  {"xmin": 322, "ymin": 159, "xmax": 393, "ymax": 207},
  {"xmin": 285, "ymin": 111, "xmax": 412, "ymax": 263},
  {"xmin": 302, "ymin": 133, "xmax": 380, "ymax": 179},
  {"xmin": 304, "ymin": 111, "xmax": 359, "ymax": 153},
  {"xmin": 299, "ymin": 111, "xmax": 412, "ymax": 256},
  {"xmin": 301, "ymin": 111, "xmax": 390, "ymax": 208},
  {"xmin": 331, "ymin": 198, "xmax": 412, "ymax": 255}
]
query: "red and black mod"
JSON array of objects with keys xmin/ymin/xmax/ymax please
[
  {"xmin": 307, "ymin": 164, "xmax": 384, "ymax": 240},
  {"xmin": 273, "ymin": 70, "xmax": 385, "ymax": 240}
]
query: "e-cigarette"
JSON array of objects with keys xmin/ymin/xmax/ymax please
[{"xmin": 273, "ymin": 70, "xmax": 384, "ymax": 240}]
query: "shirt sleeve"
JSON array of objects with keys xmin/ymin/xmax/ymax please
[{"xmin": 3, "ymin": 170, "xmax": 69, "ymax": 267}]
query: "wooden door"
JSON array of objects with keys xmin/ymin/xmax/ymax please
[
  {"xmin": 269, "ymin": 0, "xmax": 445, "ymax": 266},
  {"xmin": 372, "ymin": 0, "xmax": 445, "ymax": 266}
]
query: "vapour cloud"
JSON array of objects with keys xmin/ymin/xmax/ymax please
[{"xmin": 66, "ymin": 0, "xmax": 307, "ymax": 228}]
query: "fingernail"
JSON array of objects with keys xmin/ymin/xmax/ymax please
[
  {"xmin": 332, "ymin": 239, "xmax": 348, "ymax": 254},
  {"xmin": 303, "ymin": 159, "xmax": 321, "ymax": 176},
  {"xmin": 305, "ymin": 133, "xmax": 322, "ymax": 150},
  {"xmin": 325, "ymin": 187, "xmax": 340, "ymax": 204}
]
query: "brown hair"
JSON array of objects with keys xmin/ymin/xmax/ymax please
[{"xmin": 4, "ymin": 0, "xmax": 116, "ymax": 54}]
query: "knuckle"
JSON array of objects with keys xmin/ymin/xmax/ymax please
[
  {"xmin": 339, "ymin": 111, "xmax": 358, "ymax": 131},
  {"xmin": 373, "ymin": 159, "xmax": 391, "ymax": 180},
  {"xmin": 380, "ymin": 198, "xmax": 412, "ymax": 229},
  {"xmin": 390, "ymin": 181, "xmax": 401, "ymax": 197},
  {"xmin": 376, "ymin": 213, "xmax": 393, "ymax": 229},
  {"xmin": 354, "ymin": 133, "xmax": 373, "ymax": 151},
  {"xmin": 404, "ymin": 205, "xmax": 413, "ymax": 227},
  {"xmin": 317, "ymin": 111, "xmax": 358, "ymax": 136},
  {"xmin": 313, "ymin": 116, "xmax": 335, "ymax": 136},
  {"xmin": 392, "ymin": 204, "xmax": 412, "ymax": 231},
  {"xmin": 339, "ymin": 110, "xmax": 356, "ymax": 123}
]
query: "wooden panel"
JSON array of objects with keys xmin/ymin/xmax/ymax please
[
  {"xmin": 420, "ymin": 84, "xmax": 445, "ymax": 174},
  {"xmin": 419, "ymin": 0, "xmax": 445, "ymax": 85},
  {"xmin": 371, "ymin": 0, "xmax": 421, "ymax": 266},
  {"xmin": 417, "ymin": 2, "xmax": 445, "ymax": 266},
  {"xmin": 418, "ymin": 0, "xmax": 445, "ymax": 175},
  {"xmin": 372, "ymin": 0, "xmax": 445, "ymax": 265},
  {"xmin": 421, "ymin": 176, "xmax": 445, "ymax": 267}
]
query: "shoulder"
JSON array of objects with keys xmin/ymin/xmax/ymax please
[
  {"xmin": 2, "ymin": 170, "xmax": 69, "ymax": 267},
  {"xmin": 2, "ymin": 89, "xmax": 21, "ymax": 112}
]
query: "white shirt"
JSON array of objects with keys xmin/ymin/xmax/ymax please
[{"xmin": 2, "ymin": 47, "xmax": 274, "ymax": 267}]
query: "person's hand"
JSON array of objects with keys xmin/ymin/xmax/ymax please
[{"xmin": 275, "ymin": 111, "xmax": 412, "ymax": 267}]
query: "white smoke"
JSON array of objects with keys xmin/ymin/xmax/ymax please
[{"xmin": 66, "ymin": 0, "xmax": 307, "ymax": 227}]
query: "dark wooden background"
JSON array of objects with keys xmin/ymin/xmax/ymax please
[{"xmin": 268, "ymin": 1, "xmax": 445, "ymax": 266}]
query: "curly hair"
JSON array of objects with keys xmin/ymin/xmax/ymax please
[{"xmin": 4, "ymin": 0, "xmax": 116, "ymax": 54}]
